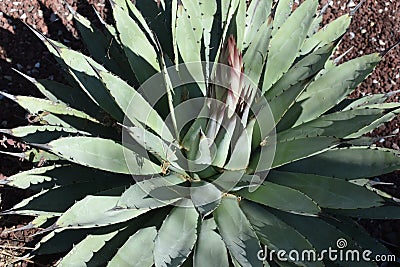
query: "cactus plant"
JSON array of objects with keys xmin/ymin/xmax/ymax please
[{"xmin": 1, "ymin": 0, "xmax": 400, "ymax": 266}]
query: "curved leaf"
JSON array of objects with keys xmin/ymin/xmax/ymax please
[
  {"xmin": 301, "ymin": 14, "xmax": 351, "ymax": 55},
  {"xmin": 193, "ymin": 218, "xmax": 229, "ymax": 267},
  {"xmin": 267, "ymin": 171, "xmax": 384, "ymax": 209},
  {"xmin": 281, "ymin": 147, "xmax": 400, "ymax": 179},
  {"xmin": 58, "ymin": 230, "xmax": 119, "ymax": 267},
  {"xmin": 113, "ymin": 3, "xmax": 160, "ymax": 83},
  {"xmin": 56, "ymin": 195, "xmax": 149, "ymax": 229},
  {"xmin": 262, "ymin": 0, "xmax": 318, "ymax": 93},
  {"xmin": 238, "ymin": 181, "xmax": 321, "ymax": 215},
  {"xmin": 117, "ymin": 175, "xmax": 187, "ymax": 209},
  {"xmin": 243, "ymin": 0, "xmax": 272, "ymax": 49},
  {"xmin": 291, "ymin": 53, "xmax": 381, "ymax": 126},
  {"xmin": 154, "ymin": 203, "xmax": 199, "ymax": 267},
  {"xmin": 240, "ymin": 201, "xmax": 322, "ymax": 267},
  {"xmin": 214, "ymin": 196, "xmax": 262, "ymax": 267},
  {"xmin": 47, "ymin": 136, "xmax": 161, "ymax": 174},
  {"xmin": 254, "ymin": 136, "xmax": 339, "ymax": 171},
  {"xmin": 95, "ymin": 69, "xmax": 174, "ymax": 142},
  {"xmin": 107, "ymin": 227, "xmax": 157, "ymax": 267}
]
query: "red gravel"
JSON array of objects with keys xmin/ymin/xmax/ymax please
[{"xmin": 0, "ymin": 0, "xmax": 399, "ymax": 266}]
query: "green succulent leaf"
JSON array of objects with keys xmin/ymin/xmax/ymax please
[
  {"xmin": 271, "ymin": 0, "xmax": 293, "ymax": 36},
  {"xmin": 35, "ymin": 36, "xmax": 125, "ymax": 121},
  {"xmin": 46, "ymin": 136, "xmax": 161, "ymax": 174},
  {"xmin": 243, "ymin": 0, "xmax": 272, "ymax": 48},
  {"xmin": 240, "ymin": 201, "xmax": 322, "ymax": 267},
  {"xmin": 265, "ymin": 42, "xmax": 335, "ymax": 104},
  {"xmin": 8, "ymin": 180, "xmax": 128, "ymax": 215},
  {"xmin": 175, "ymin": 1, "xmax": 206, "ymax": 94},
  {"xmin": 242, "ymin": 21, "xmax": 272, "ymax": 93},
  {"xmin": 278, "ymin": 106, "xmax": 400, "ymax": 140},
  {"xmin": 33, "ymin": 228, "xmax": 92, "ymax": 255},
  {"xmin": 301, "ymin": 14, "xmax": 351, "ymax": 55},
  {"xmin": 225, "ymin": 119, "xmax": 255, "ymax": 170},
  {"xmin": 254, "ymin": 136, "xmax": 339, "ymax": 171},
  {"xmin": 214, "ymin": 196, "xmax": 262, "ymax": 267},
  {"xmin": 94, "ymin": 68, "xmax": 174, "ymax": 142},
  {"xmin": 194, "ymin": 218, "xmax": 229, "ymax": 267},
  {"xmin": 117, "ymin": 175, "xmax": 187, "ymax": 209},
  {"xmin": 113, "ymin": 3, "xmax": 160, "ymax": 83},
  {"xmin": 107, "ymin": 227, "xmax": 157, "ymax": 267},
  {"xmin": 267, "ymin": 171, "xmax": 384, "ymax": 209},
  {"xmin": 262, "ymin": 0, "xmax": 318, "ymax": 93},
  {"xmin": 58, "ymin": 230, "xmax": 119, "ymax": 267},
  {"xmin": 56, "ymin": 195, "xmax": 149, "ymax": 229},
  {"xmin": 290, "ymin": 53, "xmax": 381, "ymax": 126},
  {"xmin": 154, "ymin": 202, "xmax": 199, "ymax": 267},
  {"xmin": 268, "ymin": 210, "xmax": 375, "ymax": 266},
  {"xmin": 70, "ymin": 8, "xmax": 131, "ymax": 81},
  {"xmin": 3, "ymin": 165, "xmax": 59, "ymax": 189},
  {"xmin": 281, "ymin": 147, "xmax": 400, "ymax": 179},
  {"xmin": 190, "ymin": 181, "xmax": 222, "ymax": 216},
  {"xmin": 238, "ymin": 181, "xmax": 321, "ymax": 215},
  {"xmin": 0, "ymin": 92, "xmax": 99, "ymax": 124}
]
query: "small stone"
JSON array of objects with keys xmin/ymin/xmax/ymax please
[
  {"xmin": 66, "ymin": 13, "xmax": 73, "ymax": 21},
  {"xmin": 379, "ymin": 40, "xmax": 385, "ymax": 46},
  {"xmin": 20, "ymin": 13, "xmax": 26, "ymax": 20},
  {"xmin": 391, "ymin": 128, "xmax": 399, "ymax": 135},
  {"xmin": 5, "ymin": 57, "xmax": 12, "ymax": 63},
  {"xmin": 38, "ymin": 10, "xmax": 43, "ymax": 17},
  {"xmin": 349, "ymin": 32, "xmax": 355, "ymax": 39},
  {"xmin": 361, "ymin": 29, "xmax": 367, "ymax": 34},
  {"xmin": 34, "ymin": 62, "xmax": 40, "ymax": 68},
  {"xmin": 347, "ymin": 0, "xmax": 356, "ymax": 7},
  {"xmin": 392, "ymin": 143, "xmax": 400, "ymax": 150},
  {"xmin": 378, "ymin": 9, "xmax": 383, "ymax": 13}
]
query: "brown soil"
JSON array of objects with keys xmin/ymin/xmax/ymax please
[{"xmin": 0, "ymin": 0, "xmax": 399, "ymax": 266}]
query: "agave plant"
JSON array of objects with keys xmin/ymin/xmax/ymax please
[{"xmin": 1, "ymin": 0, "xmax": 400, "ymax": 266}]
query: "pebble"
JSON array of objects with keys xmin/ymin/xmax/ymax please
[
  {"xmin": 66, "ymin": 13, "xmax": 73, "ymax": 21},
  {"xmin": 379, "ymin": 40, "xmax": 385, "ymax": 46}
]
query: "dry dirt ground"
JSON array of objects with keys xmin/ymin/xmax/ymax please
[{"xmin": 0, "ymin": 0, "xmax": 399, "ymax": 266}]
